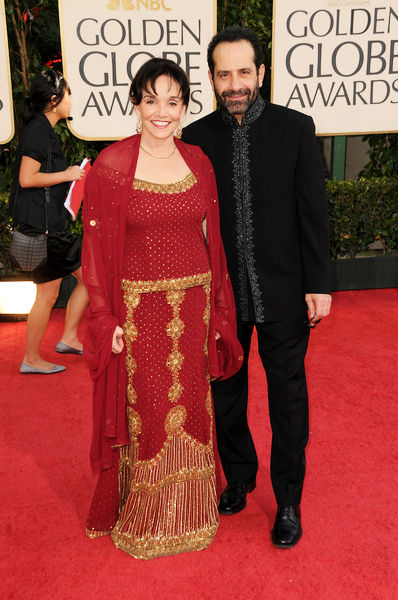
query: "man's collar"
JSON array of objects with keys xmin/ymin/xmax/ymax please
[{"xmin": 221, "ymin": 95, "xmax": 265, "ymax": 128}]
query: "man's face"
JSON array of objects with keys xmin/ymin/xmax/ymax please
[{"xmin": 209, "ymin": 40, "xmax": 265, "ymax": 122}]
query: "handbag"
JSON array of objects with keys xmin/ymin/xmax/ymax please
[
  {"xmin": 9, "ymin": 228, "xmax": 48, "ymax": 272},
  {"xmin": 9, "ymin": 143, "xmax": 51, "ymax": 272}
]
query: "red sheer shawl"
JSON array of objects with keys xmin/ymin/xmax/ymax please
[{"xmin": 82, "ymin": 135, "xmax": 242, "ymax": 472}]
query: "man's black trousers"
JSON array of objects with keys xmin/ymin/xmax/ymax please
[{"xmin": 211, "ymin": 315, "xmax": 310, "ymax": 508}]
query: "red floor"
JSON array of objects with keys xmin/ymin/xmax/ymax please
[{"xmin": 1, "ymin": 289, "xmax": 397, "ymax": 599}]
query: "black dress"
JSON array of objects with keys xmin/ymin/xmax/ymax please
[{"xmin": 9, "ymin": 113, "xmax": 81, "ymax": 284}]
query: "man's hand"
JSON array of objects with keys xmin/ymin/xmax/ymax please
[
  {"xmin": 305, "ymin": 293, "xmax": 332, "ymax": 326},
  {"xmin": 112, "ymin": 325, "xmax": 124, "ymax": 354}
]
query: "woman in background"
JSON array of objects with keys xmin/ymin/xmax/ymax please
[
  {"xmin": 10, "ymin": 70, "xmax": 88, "ymax": 374},
  {"xmin": 83, "ymin": 58, "xmax": 242, "ymax": 559}
]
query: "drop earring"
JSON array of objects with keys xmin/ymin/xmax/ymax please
[
  {"xmin": 136, "ymin": 118, "xmax": 142, "ymax": 134},
  {"xmin": 174, "ymin": 123, "xmax": 182, "ymax": 139}
]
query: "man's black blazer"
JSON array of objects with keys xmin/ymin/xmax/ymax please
[{"xmin": 183, "ymin": 101, "xmax": 331, "ymax": 322}]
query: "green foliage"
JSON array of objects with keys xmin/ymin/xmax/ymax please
[
  {"xmin": 69, "ymin": 207, "xmax": 83, "ymax": 239},
  {"xmin": 5, "ymin": 1, "xmax": 60, "ymax": 103},
  {"xmin": 54, "ymin": 122, "xmax": 105, "ymax": 166},
  {"xmin": 327, "ymin": 178, "xmax": 398, "ymax": 258},
  {"xmin": 217, "ymin": 0, "xmax": 273, "ymax": 98},
  {"xmin": 359, "ymin": 134, "xmax": 398, "ymax": 179},
  {"xmin": 0, "ymin": 146, "xmax": 15, "ymax": 193},
  {"xmin": 218, "ymin": 0, "xmax": 273, "ymax": 41},
  {"xmin": 2, "ymin": 0, "xmax": 397, "ymax": 269},
  {"xmin": 3, "ymin": 179, "xmax": 397, "ymax": 276},
  {"xmin": 0, "ymin": 192, "xmax": 14, "ymax": 275},
  {"xmin": 0, "ymin": 1, "xmax": 105, "ymax": 193}
]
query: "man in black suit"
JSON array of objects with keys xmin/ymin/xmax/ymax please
[{"xmin": 182, "ymin": 26, "xmax": 331, "ymax": 548}]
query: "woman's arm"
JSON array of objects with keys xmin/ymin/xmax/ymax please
[{"xmin": 19, "ymin": 155, "xmax": 84, "ymax": 188}]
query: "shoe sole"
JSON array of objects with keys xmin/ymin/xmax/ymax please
[
  {"xmin": 218, "ymin": 499, "xmax": 247, "ymax": 516},
  {"xmin": 271, "ymin": 527, "xmax": 303, "ymax": 549},
  {"xmin": 20, "ymin": 367, "xmax": 66, "ymax": 374}
]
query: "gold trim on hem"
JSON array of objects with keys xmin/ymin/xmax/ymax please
[
  {"xmin": 111, "ymin": 523, "xmax": 218, "ymax": 560},
  {"xmin": 132, "ymin": 172, "xmax": 197, "ymax": 194},
  {"xmin": 113, "ymin": 428, "xmax": 219, "ymax": 559},
  {"xmin": 86, "ymin": 528, "xmax": 112, "ymax": 539}
]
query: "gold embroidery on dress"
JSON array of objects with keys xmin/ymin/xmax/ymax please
[
  {"xmin": 131, "ymin": 428, "xmax": 215, "ymax": 495},
  {"xmin": 166, "ymin": 289, "xmax": 185, "ymax": 403},
  {"xmin": 86, "ymin": 528, "xmax": 112, "ymax": 539},
  {"xmin": 205, "ymin": 388, "xmax": 212, "ymax": 417},
  {"xmin": 121, "ymin": 271, "xmax": 211, "ymax": 294},
  {"xmin": 203, "ymin": 281, "xmax": 211, "ymax": 356},
  {"xmin": 132, "ymin": 172, "xmax": 197, "ymax": 194},
  {"xmin": 164, "ymin": 405, "xmax": 187, "ymax": 434},
  {"xmin": 127, "ymin": 406, "xmax": 142, "ymax": 438},
  {"xmin": 122, "ymin": 288, "xmax": 140, "ymax": 405},
  {"xmin": 116, "ymin": 270, "xmax": 218, "ymax": 559},
  {"xmin": 202, "ymin": 282, "xmax": 213, "ymax": 436},
  {"xmin": 112, "ymin": 523, "xmax": 219, "ymax": 560},
  {"xmin": 111, "ymin": 427, "xmax": 218, "ymax": 559},
  {"xmin": 118, "ymin": 444, "xmax": 133, "ymax": 513}
]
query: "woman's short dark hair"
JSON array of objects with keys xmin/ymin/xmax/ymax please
[
  {"xmin": 129, "ymin": 58, "xmax": 190, "ymax": 107},
  {"xmin": 207, "ymin": 26, "xmax": 264, "ymax": 76},
  {"xmin": 22, "ymin": 70, "xmax": 71, "ymax": 125}
]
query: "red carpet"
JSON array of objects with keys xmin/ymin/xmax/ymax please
[{"xmin": 1, "ymin": 289, "xmax": 397, "ymax": 600}]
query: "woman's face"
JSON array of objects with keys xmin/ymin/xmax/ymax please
[
  {"xmin": 135, "ymin": 75, "xmax": 185, "ymax": 141},
  {"xmin": 55, "ymin": 90, "xmax": 72, "ymax": 119}
]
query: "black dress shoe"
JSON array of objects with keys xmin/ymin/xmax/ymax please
[
  {"xmin": 271, "ymin": 505, "xmax": 303, "ymax": 549},
  {"xmin": 218, "ymin": 480, "xmax": 256, "ymax": 515}
]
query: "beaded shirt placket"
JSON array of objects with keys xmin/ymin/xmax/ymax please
[{"xmin": 222, "ymin": 95, "xmax": 266, "ymax": 322}]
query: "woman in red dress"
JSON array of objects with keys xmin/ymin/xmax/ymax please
[{"xmin": 82, "ymin": 59, "xmax": 242, "ymax": 559}]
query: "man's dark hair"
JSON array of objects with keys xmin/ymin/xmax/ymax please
[
  {"xmin": 129, "ymin": 58, "xmax": 190, "ymax": 107},
  {"xmin": 207, "ymin": 26, "xmax": 264, "ymax": 76}
]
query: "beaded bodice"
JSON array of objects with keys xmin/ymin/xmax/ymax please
[{"xmin": 123, "ymin": 173, "xmax": 210, "ymax": 280}]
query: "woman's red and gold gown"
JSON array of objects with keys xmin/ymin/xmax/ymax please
[{"xmin": 86, "ymin": 173, "xmax": 219, "ymax": 558}]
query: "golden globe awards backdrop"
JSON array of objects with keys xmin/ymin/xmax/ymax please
[
  {"xmin": 271, "ymin": 0, "xmax": 398, "ymax": 135},
  {"xmin": 0, "ymin": 0, "xmax": 14, "ymax": 144},
  {"xmin": 58, "ymin": 0, "xmax": 216, "ymax": 140}
]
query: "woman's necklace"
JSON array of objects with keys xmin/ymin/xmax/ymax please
[{"xmin": 140, "ymin": 144, "xmax": 177, "ymax": 159}]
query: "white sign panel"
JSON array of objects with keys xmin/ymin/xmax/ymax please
[
  {"xmin": 271, "ymin": 0, "xmax": 398, "ymax": 135},
  {"xmin": 59, "ymin": 0, "xmax": 216, "ymax": 140},
  {"xmin": 0, "ymin": 0, "xmax": 14, "ymax": 144}
]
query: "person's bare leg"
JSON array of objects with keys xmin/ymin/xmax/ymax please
[
  {"xmin": 59, "ymin": 267, "xmax": 89, "ymax": 351},
  {"xmin": 22, "ymin": 278, "xmax": 62, "ymax": 370}
]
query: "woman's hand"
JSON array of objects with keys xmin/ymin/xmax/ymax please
[
  {"xmin": 112, "ymin": 325, "xmax": 124, "ymax": 354},
  {"xmin": 215, "ymin": 331, "xmax": 221, "ymax": 340},
  {"xmin": 19, "ymin": 156, "xmax": 84, "ymax": 188},
  {"xmin": 64, "ymin": 165, "xmax": 85, "ymax": 182}
]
